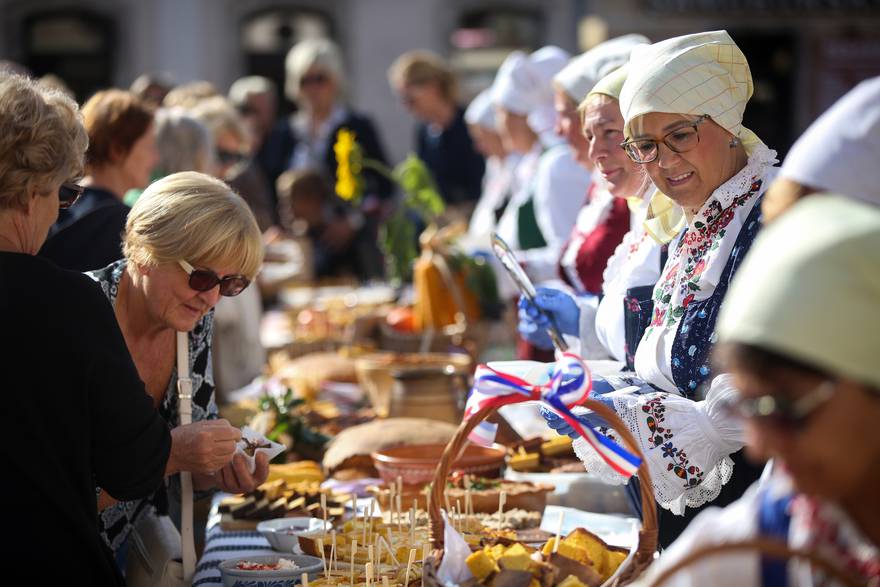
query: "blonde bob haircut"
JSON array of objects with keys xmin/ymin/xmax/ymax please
[
  {"xmin": 388, "ymin": 50, "xmax": 457, "ymax": 103},
  {"xmin": 0, "ymin": 73, "xmax": 88, "ymax": 210},
  {"xmin": 123, "ymin": 171, "xmax": 263, "ymax": 279},
  {"xmin": 285, "ymin": 38, "xmax": 346, "ymax": 102}
]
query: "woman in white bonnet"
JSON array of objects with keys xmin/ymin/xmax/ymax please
[
  {"xmin": 632, "ymin": 195, "xmax": 880, "ymax": 587},
  {"xmin": 542, "ymin": 30, "xmax": 780, "ymax": 546},
  {"xmin": 491, "ymin": 47, "xmax": 589, "ymax": 292},
  {"xmin": 463, "ymin": 88, "xmax": 521, "ymax": 252},
  {"xmin": 763, "ymin": 75, "xmax": 880, "ymax": 221}
]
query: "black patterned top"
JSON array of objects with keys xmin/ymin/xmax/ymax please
[{"xmin": 87, "ymin": 259, "xmax": 219, "ymax": 553}]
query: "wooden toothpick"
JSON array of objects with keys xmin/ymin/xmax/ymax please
[
  {"xmin": 405, "ymin": 547, "xmax": 416, "ymax": 587},
  {"xmin": 553, "ymin": 510, "xmax": 566, "ymax": 554},
  {"xmin": 317, "ymin": 538, "xmax": 327, "ymax": 580},
  {"xmin": 350, "ymin": 538, "xmax": 357, "ymax": 587}
]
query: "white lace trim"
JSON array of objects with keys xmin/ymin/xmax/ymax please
[
  {"xmin": 572, "ymin": 390, "xmax": 739, "ymax": 516},
  {"xmin": 691, "ymin": 143, "xmax": 778, "ymax": 222},
  {"xmin": 574, "ymin": 436, "xmax": 735, "ymax": 515}
]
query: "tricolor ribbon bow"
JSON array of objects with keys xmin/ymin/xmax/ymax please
[{"xmin": 464, "ymin": 353, "xmax": 641, "ymax": 479}]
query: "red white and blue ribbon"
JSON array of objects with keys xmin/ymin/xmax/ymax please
[{"xmin": 464, "ymin": 353, "xmax": 641, "ymax": 479}]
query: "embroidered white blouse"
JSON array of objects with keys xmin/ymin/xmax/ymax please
[{"xmin": 572, "ymin": 145, "xmax": 781, "ymax": 514}]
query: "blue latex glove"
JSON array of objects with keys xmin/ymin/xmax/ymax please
[
  {"xmin": 517, "ymin": 300, "xmax": 554, "ymax": 349},
  {"xmin": 517, "ymin": 287, "xmax": 581, "ymax": 349},
  {"xmin": 540, "ymin": 393, "xmax": 615, "ymax": 438}
]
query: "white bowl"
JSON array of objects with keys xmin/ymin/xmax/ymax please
[
  {"xmin": 219, "ymin": 553, "xmax": 323, "ymax": 587},
  {"xmin": 257, "ymin": 517, "xmax": 334, "ymax": 553}
]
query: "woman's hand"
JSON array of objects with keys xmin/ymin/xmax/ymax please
[
  {"xmin": 215, "ymin": 452, "xmax": 270, "ymax": 494},
  {"xmin": 517, "ymin": 287, "xmax": 580, "ymax": 348},
  {"xmin": 167, "ymin": 419, "xmax": 241, "ymax": 476}
]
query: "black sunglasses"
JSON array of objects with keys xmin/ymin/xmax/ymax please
[
  {"xmin": 177, "ymin": 260, "xmax": 250, "ymax": 297},
  {"xmin": 59, "ymin": 182, "xmax": 85, "ymax": 209},
  {"xmin": 300, "ymin": 72, "xmax": 330, "ymax": 87}
]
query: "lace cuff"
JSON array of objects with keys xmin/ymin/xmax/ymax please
[{"xmin": 573, "ymin": 388, "xmax": 737, "ymax": 515}]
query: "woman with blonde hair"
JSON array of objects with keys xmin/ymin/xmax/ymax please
[
  {"xmin": 389, "ymin": 50, "xmax": 485, "ymax": 210},
  {"xmin": 520, "ymin": 60, "xmax": 666, "ymax": 368},
  {"xmin": 40, "ymin": 88, "xmax": 158, "ymax": 271},
  {"xmin": 0, "ymin": 74, "xmax": 234, "ymax": 584},
  {"xmin": 276, "ymin": 38, "xmax": 389, "ymax": 277},
  {"xmin": 89, "ymin": 171, "xmax": 269, "ymax": 559}
]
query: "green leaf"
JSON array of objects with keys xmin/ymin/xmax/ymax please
[{"xmin": 687, "ymin": 281, "xmax": 700, "ymax": 291}]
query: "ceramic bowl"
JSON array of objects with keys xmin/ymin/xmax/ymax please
[
  {"xmin": 371, "ymin": 442, "xmax": 506, "ymax": 486},
  {"xmin": 219, "ymin": 553, "xmax": 323, "ymax": 587},
  {"xmin": 256, "ymin": 517, "xmax": 334, "ymax": 553}
]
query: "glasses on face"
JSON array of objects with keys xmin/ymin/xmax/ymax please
[
  {"xmin": 217, "ymin": 149, "xmax": 246, "ymax": 166},
  {"xmin": 722, "ymin": 380, "xmax": 836, "ymax": 431},
  {"xmin": 620, "ymin": 114, "xmax": 711, "ymax": 164},
  {"xmin": 300, "ymin": 72, "xmax": 330, "ymax": 88},
  {"xmin": 58, "ymin": 182, "xmax": 85, "ymax": 209},
  {"xmin": 177, "ymin": 260, "xmax": 250, "ymax": 297}
]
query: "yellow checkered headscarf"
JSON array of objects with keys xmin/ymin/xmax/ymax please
[
  {"xmin": 587, "ymin": 63, "xmax": 630, "ymax": 102},
  {"xmin": 619, "ymin": 30, "xmax": 763, "ymax": 153}
]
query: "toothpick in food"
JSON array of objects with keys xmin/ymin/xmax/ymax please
[{"xmin": 553, "ymin": 510, "xmax": 565, "ymax": 554}]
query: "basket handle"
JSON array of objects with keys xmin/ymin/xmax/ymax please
[
  {"xmin": 427, "ymin": 398, "xmax": 659, "ymax": 583},
  {"xmin": 645, "ymin": 537, "xmax": 864, "ymax": 587}
]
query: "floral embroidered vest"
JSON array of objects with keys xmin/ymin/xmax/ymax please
[{"xmin": 669, "ymin": 193, "xmax": 764, "ymax": 396}]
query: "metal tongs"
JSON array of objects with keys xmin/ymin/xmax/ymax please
[{"xmin": 490, "ymin": 232, "xmax": 569, "ymax": 352}]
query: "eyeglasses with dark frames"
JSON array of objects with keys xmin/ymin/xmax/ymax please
[
  {"xmin": 58, "ymin": 182, "xmax": 85, "ymax": 210},
  {"xmin": 177, "ymin": 260, "xmax": 250, "ymax": 297},
  {"xmin": 620, "ymin": 114, "xmax": 712, "ymax": 164},
  {"xmin": 721, "ymin": 379, "xmax": 836, "ymax": 431}
]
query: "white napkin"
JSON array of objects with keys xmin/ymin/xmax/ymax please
[
  {"xmin": 436, "ymin": 511, "xmax": 475, "ymax": 585},
  {"xmin": 235, "ymin": 426, "xmax": 285, "ymax": 474}
]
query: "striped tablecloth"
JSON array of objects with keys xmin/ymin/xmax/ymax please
[
  {"xmin": 192, "ymin": 495, "xmax": 278, "ymax": 586},
  {"xmin": 193, "ymin": 494, "xmax": 375, "ymax": 586}
]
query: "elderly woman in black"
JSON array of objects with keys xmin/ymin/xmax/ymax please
[{"xmin": 0, "ymin": 74, "xmax": 238, "ymax": 584}]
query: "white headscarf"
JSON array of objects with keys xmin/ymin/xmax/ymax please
[
  {"xmin": 464, "ymin": 88, "xmax": 497, "ymax": 131},
  {"xmin": 779, "ymin": 76, "xmax": 880, "ymax": 207},
  {"xmin": 554, "ymin": 34, "xmax": 649, "ymax": 104},
  {"xmin": 493, "ymin": 46, "xmax": 570, "ymax": 144},
  {"xmin": 619, "ymin": 30, "xmax": 762, "ymax": 152},
  {"xmin": 718, "ymin": 194, "xmax": 880, "ymax": 388}
]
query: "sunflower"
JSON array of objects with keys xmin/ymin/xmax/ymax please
[{"xmin": 333, "ymin": 128, "xmax": 362, "ymax": 201}]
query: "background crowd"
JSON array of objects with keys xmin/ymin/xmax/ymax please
[{"xmin": 1, "ymin": 23, "xmax": 878, "ymax": 587}]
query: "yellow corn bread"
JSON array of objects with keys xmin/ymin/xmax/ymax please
[
  {"xmin": 556, "ymin": 575, "xmax": 587, "ymax": 587},
  {"xmin": 509, "ymin": 451, "xmax": 542, "ymax": 472},
  {"xmin": 541, "ymin": 540, "xmax": 589, "ymax": 566},
  {"xmin": 497, "ymin": 543, "xmax": 533, "ymax": 572},
  {"xmin": 467, "ymin": 550, "xmax": 500, "ymax": 581},
  {"xmin": 540, "ymin": 436, "xmax": 573, "ymax": 457},
  {"xmin": 265, "ymin": 461, "xmax": 324, "ymax": 484}
]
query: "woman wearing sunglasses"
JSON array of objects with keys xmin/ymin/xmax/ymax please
[
  {"xmin": 0, "ymin": 74, "xmax": 237, "ymax": 583},
  {"xmin": 86, "ymin": 171, "xmax": 268, "ymax": 561},
  {"xmin": 632, "ymin": 195, "xmax": 880, "ymax": 586},
  {"xmin": 540, "ymin": 31, "xmax": 779, "ymax": 546}
]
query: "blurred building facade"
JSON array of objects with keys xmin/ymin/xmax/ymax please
[{"xmin": 1, "ymin": 0, "xmax": 878, "ymax": 163}]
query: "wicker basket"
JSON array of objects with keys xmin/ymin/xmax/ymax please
[
  {"xmin": 423, "ymin": 400, "xmax": 659, "ymax": 586},
  {"xmin": 645, "ymin": 537, "xmax": 864, "ymax": 587}
]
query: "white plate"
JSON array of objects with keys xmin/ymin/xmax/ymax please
[{"xmin": 257, "ymin": 518, "xmax": 333, "ymax": 553}]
